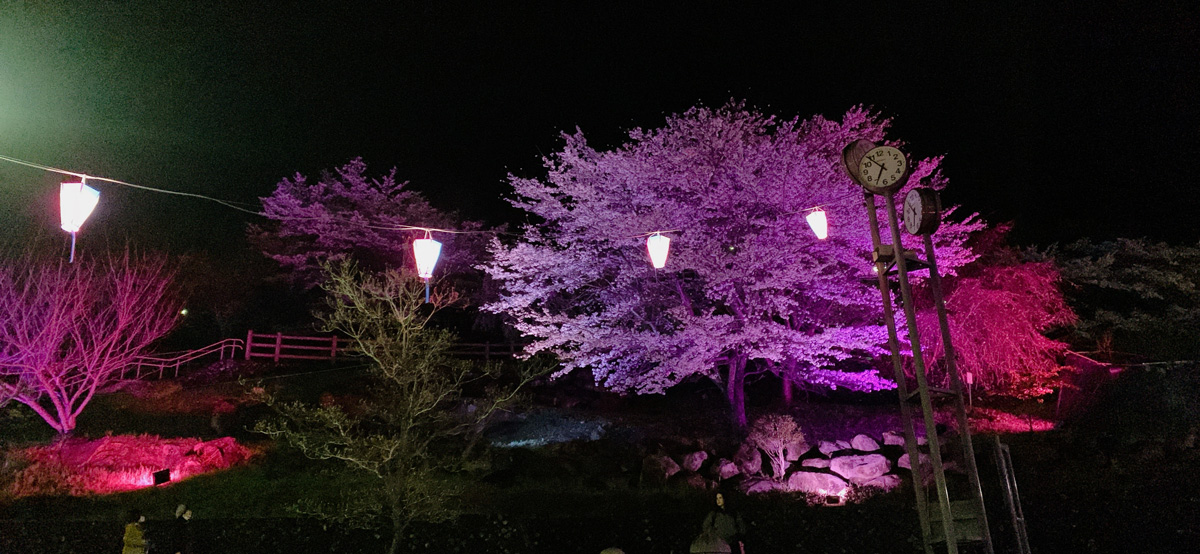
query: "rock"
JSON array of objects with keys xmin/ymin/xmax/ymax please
[
  {"xmin": 801, "ymin": 458, "xmax": 831, "ymax": 468},
  {"xmin": 830, "ymin": 453, "xmax": 891, "ymax": 484},
  {"xmin": 712, "ymin": 458, "xmax": 741, "ymax": 480},
  {"xmin": 734, "ymin": 442, "xmax": 763, "ymax": 476},
  {"xmin": 740, "ymin": 476, "xmax": 782, "ymax": 494},
  {"xmin": 669, "ymin": 471, "xmax": 713, "ymax": 491},
  {"xmin": 640, "ymin": 454, "xmax": 681, "ymax": 486},
  {"xmin": 898, "ymin": 452, "xmax": 931, "ymax": 470},
  {"xmin": 785, "ymin": 471, "xmax": 849, "ymax": 495},
  {"xmin": 681, "ymin": 450, "xmax": 709, "ymax": 473},
  {"xmin": 784, "ymin": 440, "xmax": 808, "ymax": 462},
  {"xmin": 851, "ymin": 434, "xmax": 881, "ymax": 452},
  {"xmin": 882, "ymin": 431, "xmax": 906, "ymax": 446},
  {"xmin": 861, "ymin": 474, "xmax": 902, "ymax": 491},
  {"xmin": 817, "ymin": 440, "xmax": 852, "ymax": 456}
]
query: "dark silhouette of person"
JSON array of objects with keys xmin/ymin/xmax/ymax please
[
  {"xmin": 701, "ymin": 492, "xmax": 747, "ymax": 553},
  {"xmin": 168, "ymin": 503, "xmax": 195, "ymax": 554}
]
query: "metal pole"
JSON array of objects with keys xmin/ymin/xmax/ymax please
[
  {"xmin": 69, "ymin": 232, "xmax": 77, "ymax": 263},
  {"xmin": 862, "ymin": 191, "xmax": 935, "ymax": 554},
  {"xmin": 883, "ymin": 193, "xmax": 958, "ymax": 554},
  {"xmin": 924, "ymin": 234, "xmax": 994, "ymax": 554}
]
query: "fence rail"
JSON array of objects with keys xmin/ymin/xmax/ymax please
[
  {"xmin": 125, "ymin": 338, "xmax": 244, "ymax": 380},
  {"xmin": 244, "ymin": 330, "xmax": 524, "ymax": 362}
]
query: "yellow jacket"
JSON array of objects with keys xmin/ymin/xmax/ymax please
[{"xmin": 122, "ymin": 522, "xmax": 146, "ymax": 554}]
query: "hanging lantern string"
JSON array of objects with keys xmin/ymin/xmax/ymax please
[
  {"xmin": 0, "ymin": 153, "xmax": 502, "ymax": 236},
  {"xmin": 1, "ymin": 152, "xmax": 879, "ymax": 242}
]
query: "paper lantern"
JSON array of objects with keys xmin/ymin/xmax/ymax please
[
  {"xmin": 412, "ymin": 234, "xmax": 442, "ymax": 280},
  {"xmin": 60, "ymin": 181, "xmax": 100, "ymax": 233},
  {"xmin": 646, "ymin": 232, "xmax": 670, "ymax": 269},
  {"xmin": 806, "ymin": 208, "xmax": 828, "ymax": 240}
]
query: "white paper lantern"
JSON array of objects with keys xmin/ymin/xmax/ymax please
[
  {"xmin": 412, "ymin": 235, "xmax": 442, "ymax": 280},
  {"xmin": 60, "ymin": 181, "xmax": 100, "ymax": 233},
  {"xmin": 806, "ymin": 208, "xmax": 828, "ymax": 240},
  {"xmin": 646, "ymin": 232, "xmax": 670, "ymax": 269}
]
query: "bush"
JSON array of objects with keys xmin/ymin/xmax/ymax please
[{"xmin": 746, "ymin": 415, "xmax": 806, "ymax": 481}]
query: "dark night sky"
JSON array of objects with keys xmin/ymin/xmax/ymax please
[{"xmin": 1, "ymin": 1, "xmax": 1197, "ymax": 255}]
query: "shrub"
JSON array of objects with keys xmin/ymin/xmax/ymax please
[{"xmin": 746, "ymin": 414, "xmax": 806, "ymax": 481}]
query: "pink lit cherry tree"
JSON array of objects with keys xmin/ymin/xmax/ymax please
[
  {"xmin": 252, "ymin": 157, "xmax": 489, "ymax": 289},
  {"xmin": 484, "ymin": 102, "xmax": 985, "ymax": 428},
  {"xmin": 0, "ymin": 252, "xmax": 179, "ymax": 434}
]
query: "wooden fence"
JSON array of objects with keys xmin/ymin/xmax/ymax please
[{"xmin": 243, "ymin": 330, "xmax": 524, "ymax": 363}]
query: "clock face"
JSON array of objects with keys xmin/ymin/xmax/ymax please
[
  {"xmin": 903, "ymin": 188, "xmax": 941, "ymax": 235},
  {"xmin": 857, "ymin": 146, "xmax": 908, "ymax": 193}
]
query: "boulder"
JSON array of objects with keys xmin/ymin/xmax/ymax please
[
  {"xmin": 681, "ymin": 450, "xmax": 709, "ymax": 473},
  {"xmin": 817, "ymin": 440, "xmax": 852, "ymax": 456},
  {"xmin": 640, "ymin": 454, "xmax": 681, "ymax": 486},
  {"xmin": 711, "ymin": 458, "xmax": 741, "ymax": 480},
  {"xmin": 670, "ymin": 471, "xmax": 713, "ymax": 491},
  {"xmin": 830, "ymin": 453, "xmax": 891, "ymax": 484},
  {"xmin": 784, "ymin": 440, "xmax": 809, "ymax": 462},
  {"xmin": 734, "ymin": 442, "xmax": 763, "ymax": 476},
  {"xmin": 785, "ymin": 471, "xmax": 849, "ymax": 495},
  {"xmin": 851, "ymin": 434, "xmax": 881, "ymax": 452},
  {"xmin": 861, "ymin": 474, "xmax": 902, "ymax": 491},
  {"xmin": 740, "ymin": 476, "xmax": 783, "ymax": 494},
  {"xmin": 882, "ymin": 431, "xmax": 906, "ymax": 446},
  {"xmin": 898, "ymin": 452, "xmax": 931, "ymax": 470},
  {"xmin": 801, "ymin": 458, "xmax": 831, "ymax": 469}
]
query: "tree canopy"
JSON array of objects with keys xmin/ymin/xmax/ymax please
[
  {"xmin": 0, "ymin": 252, "xmax": 179, "ymax": 434},
  {"xmin": 251, "ymin": 158, "xmax": 489, "ymax": 290},
  {"xmin": 483, "ymin": 102, "xmax": 985, "ymax": 427}
]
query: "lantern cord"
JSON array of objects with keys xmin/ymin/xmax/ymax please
[{"xmin": 0, "ymin": 153, "xmax": 263, "ymax": 215}]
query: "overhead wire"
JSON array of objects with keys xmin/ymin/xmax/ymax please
[{"xmin": 1, "ymin": 152, "xmax": 866, "ymax": 239}]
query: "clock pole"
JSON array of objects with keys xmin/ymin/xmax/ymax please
[{"xmin": 844, "ymin": 140, "xmax": 999, "ymax": 554}]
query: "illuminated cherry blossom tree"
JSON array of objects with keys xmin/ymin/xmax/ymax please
[
  {"xmin": 484, "ymin": 102, "xmax": 985, "ymax": 428},
  {"xmin": 915, "ymin": 245, "xmax": 1077, "ymax": 398},
  {"xmin": 251, "ymin": 157, "xmax": 489, "ymax": 289},
  {"xmin": 0, "ymin": 252, "xmax": 179, "ymax": 434}
]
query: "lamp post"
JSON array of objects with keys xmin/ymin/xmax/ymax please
[{"xmin": 60, "ymin": 179, "xmax": 100, "ymax": 263}]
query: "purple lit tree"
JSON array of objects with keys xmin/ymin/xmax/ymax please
[
  {"xmin": 251, "ymin": 158, "xmax": 489, "ymax": 289},
  {"xmin": 0, "ymin": 252, "xmax": 179, "ymax": 434},
  {"xmin": 484, "ymin": 103, "xmax": 985, "ymax": 428}
]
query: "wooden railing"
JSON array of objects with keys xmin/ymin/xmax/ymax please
[
  {"xmin": 243, "ymin": 330, "xmax": 525, "ymax": 362},
  {"xmin": 244, "ymin": 330, "xmax": 354, "ymax": 362},
  {"xmin": 125, "ymin": 338, "xmax": 244, "ymax": 380}
]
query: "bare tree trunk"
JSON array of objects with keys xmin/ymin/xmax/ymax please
[{"xmin": 725, "ymin": 354, "xmax": 748, "ymax": 432}]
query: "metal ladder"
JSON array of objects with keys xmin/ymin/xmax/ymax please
[{"xmin": 993, "ymin": 437, "xmax": 1032, "ymax": 554}]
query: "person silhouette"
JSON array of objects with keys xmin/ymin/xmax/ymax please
[{"xmin": 701, "ymin": 492, "xmax": 746, "ymax": 554}]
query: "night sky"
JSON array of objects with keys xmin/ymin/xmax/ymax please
[{"xmin": 1, "ymin": 1, "xmax": 1197, "ymax": 255}]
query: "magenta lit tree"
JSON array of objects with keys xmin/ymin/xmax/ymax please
[
  {"xmin": 251, "ymin": 158, "xmax": 489, "ymax": 289},
  {"xmin": 0, "ymin": 252, "xmax": 179, "ymax": 434},
  {"xmin": 484, "ymin": 103, "xmax": 985, "ymax": 428},
  {"xmin": 915, "ymin": 231, "xmax": 1078, "ymax": 398}
]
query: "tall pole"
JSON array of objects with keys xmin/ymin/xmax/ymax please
[
  {"xmin": 924, "ymin": 234, "xmax": 994, "ymax": 554},
  {"xmin": 883, "ymin": 192, "xmax": 959, "ymax": 554},
  {"xmin": 862, "ymin": 191, "xmax": 934, "ymax": 553}
]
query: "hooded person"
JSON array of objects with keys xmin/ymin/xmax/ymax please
[{"xmin": 122, "ymin": 509, "xmax": 147, "ymax": 554}]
